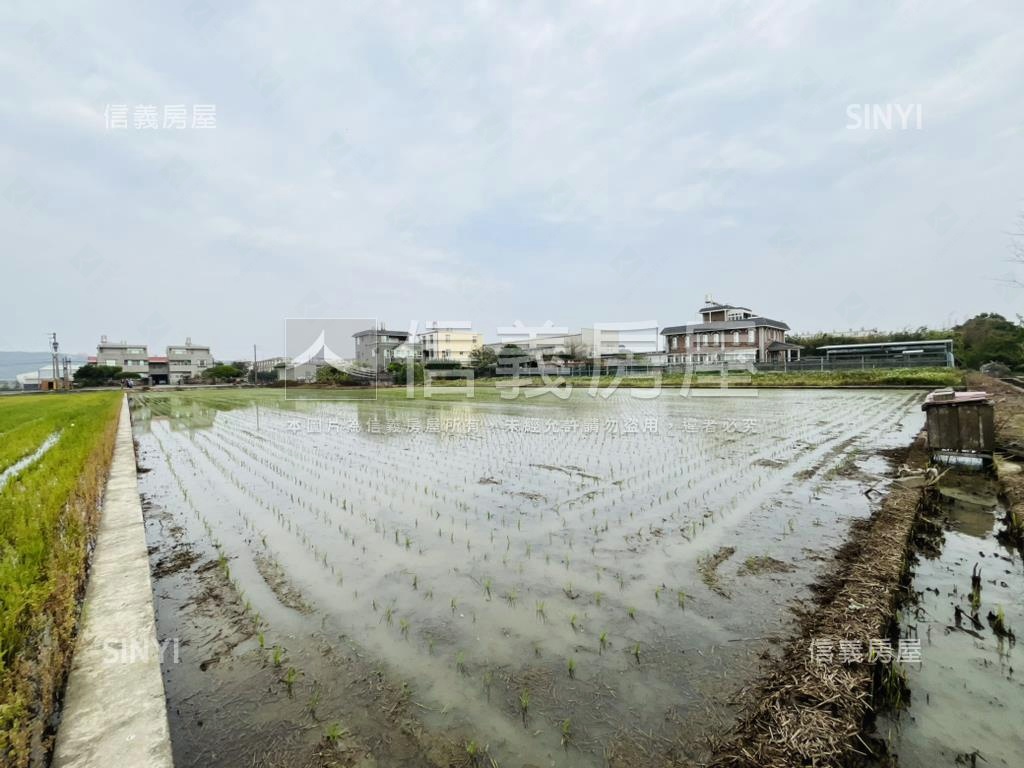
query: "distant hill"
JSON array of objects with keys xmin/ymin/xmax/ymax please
[{"xmin": 0, "ymin": 351, "xmax": 88, "ymax": 381}]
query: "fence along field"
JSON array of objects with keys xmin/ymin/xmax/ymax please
[
  {"xmin": 133, "ymin": 388, "xmax": 924, "ymax": 766},
  {"xmin": 0, "ymin": 393, "xmax": 121, "ymax": 765}
]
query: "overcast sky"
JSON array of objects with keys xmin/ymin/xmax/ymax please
[{"xmin": 2, "ymin": 0, "xmax": 1023, "ymax": 358}]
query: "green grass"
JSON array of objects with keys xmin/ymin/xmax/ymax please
[{"xmin": 0, "ymin": 392, "xmax": 121, "ymax": 762}]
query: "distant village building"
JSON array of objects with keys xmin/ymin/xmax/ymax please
[
  {"xmin": 818, "ymin": 339, "xmax": 955, "ymax": 367},
  {"xmin": 16, "ymin": 364, "xmax": 84, "ymax": 391},
  {"xmin": 353, "ymin": 327, "xmax": 409, "ymax": 371},
  {"xmin": 419, "ymin": 325, "xmax": 484, "ymax": 365},
  {"xmin": 93, "ymin": 336, "xmax": 213, "ymax": 384},
  {"xmin": 661, "ymin": 298, "xmax": 801, "ymax": 367},
  {"xmin": 482, "ymin": 328, "xmax": 648, "ymax": 360}
]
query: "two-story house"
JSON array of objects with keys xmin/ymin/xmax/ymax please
[
  {"xmin": 418, "ymin": 326, "xmax": 484, "ymax": 365},
  {"xmin": 661, "ymin": 298, "xmax": 801, "ymax": 367}
]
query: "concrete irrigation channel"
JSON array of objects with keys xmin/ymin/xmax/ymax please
[{"xmin": 53, "ymin": 397, "xmax": 173, "ymax": 768}]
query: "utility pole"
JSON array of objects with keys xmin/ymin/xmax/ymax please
[
  {"xmin": 62, "ymin": 356, "xmax": 71, "ymax": 390},
  {"xmin": 50, "ymin": 333, "xmax": 59, "ymax": 390},
  {"xmin": 253, "ymin": 344, "xmax": 257, "ymax": 386}
]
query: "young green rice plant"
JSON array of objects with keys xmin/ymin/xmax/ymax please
[
  {"xmin": 632, "ymin": 642, "xmax": 641, "ymax": 665},
  {"xmin": 627, "ymin": 606, "xmax": 637, "ymax": 620},
  {"xmin": 257, "ymin": 631, "xmax": 265, "ymax": 649},
  {"xmin": 307, "ymin": 682, "xmax": 322, "ymax": 717},
  {"xmin": 560, "ymin": 718, "xmax": 572, "ymax": 749},
  {"xmin": 535, "ymin": 601, "xmax": 547, "ymax": 622},
  {"xmin": 284, "ymin": 666, "xmax": 298, "ymax": 694},
  {"xmin": 384, "ymin": 606, "xmax": 394, "ymax": 626},
  {"xmin": 412, "ymin": 574, "xmax": 418, "ymax": 590},
  {"xmin": 325, "ymin": 722, "xmax": 348, "ymax": 743},
  {"xmin": 519, "ymin": 688, "xmax": 530, "ymax": 725},
  {"xmin": 482, "ymin": 669, "xmax": 493, "ymax": 701},
  {"xmin": 567, "ymin": 657, "xmax": 576, "ymax": 679},
  {"xmin": 456, "ymin": 650, "xmax": 467, "ymax": 675},
  {"xmin": 483, "ymin": 578, "xmax": 492, "ymax": 600},
  {"xmin": 599, "ymin": 631, "xmax": 608, "ymax": 654},
  {"xmin": 569, "ymin": 613, "xmax": 578, "ymax": 632},
  {"xmin": 451, "ymin": 597, "xmax": 457, "ymax": 614},
  {"xmin": 594, "ymin": 591, "xmax": 603, "ymax": 607},
  {"xmin": 272, "ymin": 646, "xmax": 284, "ymax": 667},
  {"xmin": 677, "ymin": 589, "xmax": 687, "ymax": 609},
  {"xmin": 654, "ymin": 586, "xmax": 661, "ymax": 603},
  {"xmin": 399, "ymin": 618, "xmax": 410, "ymax": 639},
  {"xmin": 505, "ymin": 588, "xmax": 518, "ymax": 608}
]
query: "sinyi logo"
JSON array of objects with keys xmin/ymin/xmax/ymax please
[{"xmin": 846, "ymin": 103, "xmax": 923, "ymax": 130}]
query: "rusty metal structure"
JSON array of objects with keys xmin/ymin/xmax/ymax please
[{"xmin": 921, "ymin": 389, "xmax": 994, "ymax": 463}]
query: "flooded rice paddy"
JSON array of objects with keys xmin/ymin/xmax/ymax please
[{"xmin": 132, "ymin": 388, "xmax": 924, "ymax": 767}]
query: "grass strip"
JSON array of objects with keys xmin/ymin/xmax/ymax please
[{"xmin": 0, "ymin": 393, "xmax": 121, "ymax": 765}]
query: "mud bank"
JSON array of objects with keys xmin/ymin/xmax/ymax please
[{"xmin": 710, "ymin": 436, "xmax": 931, "ymax": 768}]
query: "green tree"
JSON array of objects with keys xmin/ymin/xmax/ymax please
[
  {"xmin": 202, "ymin": 364, "xmax": 245, "ymax": 381},
  {"xmin": 470, "ymin": 346, "xmax": 498, "ymax": 377},
  {"xmin": 387, "ymin": 361, "xmax": 424, "ymax": 384},
  {"xmin": 953, "ymin": 313, "xmax": 1024, "ymax": 369},
  {"xmin": 73, "ymin": 364, "xmax": 122, "ymax": 386},
  {"xmin": 315, "ymin": 366, "xmax": 359, "ymax": 385}
]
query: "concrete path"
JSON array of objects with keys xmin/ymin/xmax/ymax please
[{"xmin": 53, "ymin": 396, "xmax": 173, "ymax": 768}]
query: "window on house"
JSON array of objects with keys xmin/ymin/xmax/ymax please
[
  {"xmin": 684, "ymin": 336, "xmax": 690, "ymax": 348},
  {"xmin": 712, "ymin": 333, "xmax": 719, "ymax": 345},
  {"xmin": 733, "ymin": 331, "xmax": 739, "ymax": 344},
  {"xmin": 748, "ymin": 328, "xmax": 755, "ymax": 343}
]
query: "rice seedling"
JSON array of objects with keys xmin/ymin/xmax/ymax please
[
  {"xmin": 519, "ymin": 688, "xmax": 530, "ymax": 725},
  {"xmin": 567, "ymin": 657, "xmax": 577, "ymax": 679},
  {"xmin": 284, "ymin": 666, "xmax": 298, "ymax": 694},
  {"xmin": 599, "ymin": 631, "xmax": 608, "ymax": 653},
  {"xmin": 632, "ymin": 642, "xmax": 641, "ymax": 664},
  {"xmin": 594, "ymin": 591, "xmax": 603, "ymax": 607},
  {"xmin": 504, "ymin": 588, "xmax": 518, "ymax": 607},
  {"xmin": 482, "ymin": 669, "xmax": 493, "ymax": 701},
  {"xmin": 257, "ymin": 631, "xmax": 265, "ymax": 649},
  {"xmin": 535, "ymin": 601, "xmax": 547, "ymax": 622},
  {"xmin": 628, "ymin": 606, "xmax": 637, "ymax": 620},
  {"xmin": 677, "ymin": 589, "xmax": 687, "ymax": 609},
  {"xmin": 456, "ymin": 650, "xmax": 467, "ymax": 674},
  {"xmin": 483, "ymin": 578, "xmax": 492, "ymax": 600},
  {"xmin": 307, "ymin": 682, "xmax": 322, "ymax": 716},
  {"xmin": 560, "ymin": 718, "xmax": 572, "ymax": 748},
  {"xmin": 272, "ymin": 646, "xmax": 284, "ymax": 667},
  {"xmin": 399, "ymin": 618, "xmax": 410, "ymax": 638},
  {"xmin": 569, "ymin": 613, "xmax": 578, "ymax": 631},
  {"xmin": 450, "ymin": 597, "xmax": 457, "ymax": 614},
  {"xmin": 324, "ymin": 722, "xmax": 348, "ymax": 743}
]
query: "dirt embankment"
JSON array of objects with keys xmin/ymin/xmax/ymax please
[
  {"xmin": 967, "ymin": 374, "xmax": 1024, "ymax": 547},
  {"xmin": 709, "ymin": 435, "xmax": 930, "ymax": 768}
]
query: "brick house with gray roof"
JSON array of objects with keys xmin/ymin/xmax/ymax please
[{"xmin": 661, "ymin": 297, "xmax": 801, "ymax": 367}]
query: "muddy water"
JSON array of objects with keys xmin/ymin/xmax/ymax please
[
  {"xmin": 878, "ymin": 473, "xmax": 1024, "ymax": 766},
  {"xmin": 133, "ymin": 388, "xmax": 924, "ymax": 767}
]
